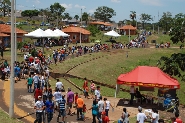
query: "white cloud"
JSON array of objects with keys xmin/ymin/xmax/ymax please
[
  {"xmin": 33, "ymin": 0, "xmax": 40, "ymax": 4},
  {"xmin": 111, "ymin": 0, "xmax": 121, "ymax": 3},
  {"xmin": 74, "ymin": 4, "xmax": 86, "ymax": 9},
  {"xmin": 60, "ymin": 3, "xmax": 73, "ymax": 10},
  {"xmin": 138, "ymin": 0, "xmax": 162, "ymax": 6}
]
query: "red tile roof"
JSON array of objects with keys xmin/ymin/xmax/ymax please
[
  {"xmin": 89, "ymin": 21, "xmax": 112, "ymax": 26},
  {"xmin": 0, "ymin": 32, "xmax": 10, "ymax": 37},
  {"xmin": 0, "ymin": 24, "xmax": 27, "ymax": 34},
  {"xmin": 62, "ymin": 27, "xmax": 91, "ymax": 35},
  {"xmin": 119, "ymin": 25, "xmax": 137, "ymax": 30}
]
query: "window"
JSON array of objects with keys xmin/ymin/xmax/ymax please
[{"xmin": 73, "ymin": 35, "xmax": 76, "ymax": 39}]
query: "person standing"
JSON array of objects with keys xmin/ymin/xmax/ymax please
[
  {"xmin": 129, "ymin": 85, "xmax": 135, "ymax": 105},
  {"xmin": 136, "ymin": 106, "xmax": 147, "ymax": 123},
  {"xmin": 53, "ymin": 89, "xmax": 62, "ymax": 110},
  {"xmin": 26, "ymin": 75, "xmax": 33, "ymax": 93},
  {"xmin": 67, "ymin": 88, "xmax": 74, "ymax": 116},
  {"xmin": 83, "ymin": 78, "xmax": 88, "ymax": 96},
  {"xmin": 149, "ymin": 108, "xmax": 159, "ymax": 123},
  {"xmin": 34, "ymin": 96, "xmax": 45, "ymax": 123},
  {"xmin": 98, "ymin": 96, "xmax": 104, "ymax": 123},
  {"xmin": 95, "ymin": 86, "xmax": 101, "ymax": 100},
  {"xmin": 90, "ymin": 80, "xmax": 96, "ymax": 98},
  {"xmin": 57, "ymin": 95, "xmax": 66, "ymax": 123},
  {"xmin": 33, "ymin": 73, "xmax": 40, "ymax": 92},
  {"xmin": 103, "ymin": 98, "xmax": 114, "ymax": 117},
  {"xmin": 118, "ymin": 108, "xmax": 130, "ymax": 123},
  {"xmin": 45, "ymin": 96, "xmax": 54, "ymax": 123},
  {"xmin": 76, "ymin": 96, "xmax": 84, "ymax": 120}
]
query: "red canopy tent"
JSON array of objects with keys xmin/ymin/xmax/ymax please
[{"xmin": 117, "ymin": 66, "xmax": 180, "ymax": 89}]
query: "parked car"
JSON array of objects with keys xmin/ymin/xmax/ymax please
[
  {"xmin": 40, "ymin": 22, "xmax": 45, "ymax": 26},
  {"xmin": 6, "ymin": 21, "xmax": 11, "ymax": 25},
  {"xmin": 45, "ymin": 23, "xmax": 50, "ymax": 26},
  {"xmin": 21, "ymin": 21, "xmax": 28, "ymax": 25},
  {"xmin": 0, "ymin": 21, "xmax": 5, "ymax": 24}
]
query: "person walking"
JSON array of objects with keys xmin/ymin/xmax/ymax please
[
  {"xmin": 174, "ymin": 112, "xmax": 182, "ymax": 123},
  {"xmin": 95, "ymin": 86, "xmax": 101, "ymax": 100},
  {"xmin": 33, "ymin": 73, "xmax": 40, "ymax": 92},
  {"xmin": 101, "ymin": 111, "xmax": 110, "ymax": 123},
  {"xmin": 149, "ymin": 108, "xmax": 159, "ymax": 123},
  {"xmin": 89, "ymin": 100, "xmax": 98, "ymax": 123},
  {"xmin": 45, "ymin": 96, "xmax": 54, "ymax": 123},
  {"xmin": 76, "ymin": 96, "xmax": 84, "ymax": 120},
  {"xmin": 98, "ymin": 96, "xmax": 104, "ymax": 123},
  {"xmin": 57, "ymin": 95, "xmax": 66, "ymax": 123},
  {"xmin": 118, "ymin": 108, "xmax": 130, "ymax": 123},
  {"xmin": 56, "ymin": 79, "xmax": 65, "ymax": 92},
  {"xmin": 26, "ymin": 75, "xmax": 33, "ymax": 93},
  {"xmin": 67, "ymin": 88, "xmax": 74, "ymax": 116},
  {"xmin": 34, "ymin": 87, "xmax": 42, "ymax": 103},
  {"xmin": 103, "ymin": 98, "xmax": 114, "ymax": 117},
  {"xmin": 34, "ymin": 96, "xmax": 45, "ymax": 123}
]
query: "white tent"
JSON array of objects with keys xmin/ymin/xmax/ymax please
[
  {"xmin": 24, "ymin": 28, "xmax": 49, "ymax": 38},
  {"xmin": 44, "ymin": 29, "xmax": 61, "ymax": 37},
  {"xmin": 54, "ymin": 29, "xmax": 70, "ymax": 37},
  {"xmin": 104, "ymin": 30, "xmax": 121, "ymax": 37}
]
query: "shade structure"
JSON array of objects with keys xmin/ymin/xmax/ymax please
[
  {"xmin": 117, "ymin": 66, "xmax": 180, "ymax": 89},
  {"xmin": 44, "ymin": 29, "xmax": 61, "ymax": 37},
  {"xmin": 0, "ymin": 32, "xmax": 10, "ymax": 37},
  {"xmin": 104, "ymin": 30, "xmax": 121, "ymax": 37},
  {"xmin": 53, "ymin": 29, "xmax": 70, "ymax": 37},
  {"xmin": 24, "ymin": 28, "xmax": 49, "ymax": 38}
]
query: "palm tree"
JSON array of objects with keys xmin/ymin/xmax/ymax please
[
  {"xmin": 130, "ymin": 11, "xmax": 136, "ymax": 27},
  {"xmin": 74, "ymin": 15, "xmax": 79, "ymax": 22}
]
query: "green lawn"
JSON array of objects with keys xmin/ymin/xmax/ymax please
[{"xmin": 0, "ymin": 109, "xmax": 22, "ymax": 123}]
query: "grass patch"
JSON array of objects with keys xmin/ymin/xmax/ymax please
[{"xmin": 0, "ymin": 108, "xmax": 22, "ymax": 123}]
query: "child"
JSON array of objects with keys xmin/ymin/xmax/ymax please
[
  {"xmin": 82, "ymin": 104, "xmax": 87, "ymax": 121},
  {"xmin": 85, "ymin": 86, "xmax": 89, "ymax": 99}
]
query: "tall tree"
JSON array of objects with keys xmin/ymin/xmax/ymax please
[
  {"xmin": 63, "ymin": 13, "xmax": 72, "ymax": 20},
  {"xmin": 159, "ymin": 12, "xmax": 173, "ymax": 32},
  {"xmin": 74, "ymin": 15, "xmax": 79, "ymax": 21},
  {"xmin": 140, "ymin": 13, "xmax": 152, "ymax": 29},
  {"xmin": 21, "ymin": 9, "xmax": 39, "ymax": 21},
  {"xmin": 169, "ymin": 13, "xmax": 185, "ymax": 44},
  {"xmin": 0, "ymin": 0, "xmax": 11, "ymax": 17},
  {"xmin": 50, "ymin": 2, "xmax": 65, "ymax": 20},
  {"xmin": 130, "ymin": 11, "xmax": 136, "ymax": 27},
  {"xmin": 40, "ymin": 8, "xmax": 55, "ymax": 23},
  {"xmin": 94, "ymin": 6, "xmax": 116, "ymax": 22},
  {"xmin": 82, "ymin": 12, "xmax": 89, "ymax": 25}
]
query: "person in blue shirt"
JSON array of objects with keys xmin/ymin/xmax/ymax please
[
  {"xmin": 16, "ymin": 65, "xmax": 21, "ymax": 81},
  {"xmin": 45, "ymin": 96, "xmax": 54, "ymax": 123},
  {"xmin": 57, "ymin": 95, "xmax": 66, "ymax": 123}
]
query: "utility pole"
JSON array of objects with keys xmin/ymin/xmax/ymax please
[
  {"xmin": 9, "ymin": 0, "xmax": 15, "ymax": 118},
  {"xmin": 153, "ymin": 16, "xmax": 155, "ymax": 33},
  {"xmin": 158, "ymin": 12, "xmax": 159, "ymax": 34},
  {"xmin": 80, "ymin": 8, "xmax": 82, "ymax": 46},
  {"xmin": 14, "ymin": 0, "xmax": 17, "ymax": 61}
]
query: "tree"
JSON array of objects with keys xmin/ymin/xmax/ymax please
[
  {"xmin": 158, "ymin": 53, "xmax": 185, "ymax": 81},
  {"xmin": 140, "ymin": 13, "xmax": 152, "ymax": 29},
  {"xmin": 39, "ymin": 8, "xmax": 55, "ymax": 23},
  {"xmin": 86, "ymin": 25, "xmax": 100, "ymax": 37},
  {"xmin": 63, "ymin": 13, "xmax": 72, "ymax": 20},
  {"xmin": 50, "ymin": 2, "xmax": 65, "ymax": 19},
  {"xmin": 74, "ymin": 15, "xmax": 79, "ymax": 21},
  {"xmin": 159, "ymin": 12, "xmax": 173, "ymax": 32},
  {"xmin": 169, "ymin": 13, "xmax": 185, "ymax": 44},
  {"xmin": 82, "ymin": 12, "xmax": 89, "ymax": 25},
  {"xmin": 94, "ymin": 6, "xmax": 116, "ymax": 22},
  {"xmin": 21, "ymin": 9, "xmax": 39, "ymax": 21},
  {"xmin": 130, "ymin": 11, "xmax": 136, "ymax": 27},
  {"xmin": 0, "ymin": 0, "xmax": 11, "ymax": 17}
]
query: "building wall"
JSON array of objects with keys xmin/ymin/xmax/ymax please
[
  {"xmin": 120, "ymin": 29, "xmax": 136, "ymax": 35},
  {"xmin": 67, "ymin": 32, "xmax": 90, "ymax": 43}
]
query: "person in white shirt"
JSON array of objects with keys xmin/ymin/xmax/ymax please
[
  {"xmin": 53, "ymin": 89, "xmax": 62, "ymax": 109},
  {"xmin": 103, "ymin": 98, "xmax": 114, "ymax": 117},
  {"xmin": 150, "ymin": 108, "xmax": 159, "ymax": 123},
  {"xmin": 130, "ymin": 85, "xmax": 135, "ymax": 105},
  {"xmin": 34, "ymin": 96, "xmax": 45, "ymax": 123},
  {"xmin": 24, "ymin": 54, "xmax": 27, "ymax": 60},
  {"xmin": 95, "ymin": 86, "xmax": 101, "ymax": 100},
  {"xmin": 55, "ymin": 79, "xmax": 64, "ymax": 91},
  {"xmin": 136, "ymin": 106, "xmax": 147, "ymax": 123},
  {"xmin": 98, "ymin": 96, "xmax": 104, "ymax": 123}
]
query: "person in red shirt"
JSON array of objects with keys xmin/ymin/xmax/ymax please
[
  {"xmin": 29, "ymin": 56, "xmax": 34, "ymax": 63},
  {"xmin": 34, "ymin": 86, "xmax": 42, "ymax": 103},
  {"xmin": 175, "ymin": 112, "xmax": 183, "ymax": 123},
  {"xmin": 83, "ymin": 77, "xmax": 88, "ymax": 90},
  {"xmin": 102, "ymin": 111, "xmax": 110, "ymax": 123}
]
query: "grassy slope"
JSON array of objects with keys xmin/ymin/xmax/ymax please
[{"xmin": 0, "ymin": 109, "xmax": 22, "ymax": 123}]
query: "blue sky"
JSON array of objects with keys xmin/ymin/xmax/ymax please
[{"xmin": 17, "ymin": 0, "xmax": 185, "ymax": 22}]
